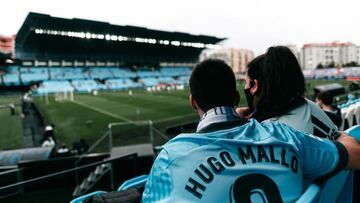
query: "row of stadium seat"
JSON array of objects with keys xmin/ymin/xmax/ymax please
[
  {"xmin": 0, "ymin": 66, "xmax": 192, "ymax": 86},
  {"xmin": 34, "ymin": 76, "xmax": 190, "ymax": 94},
  {"xmin": 339, "ymin": 97, "xmax": 360, "ymax": 130}
]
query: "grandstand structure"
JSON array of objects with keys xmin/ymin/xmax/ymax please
[
  {"xmin": 0, "ymin": 12, "xmax": 226, "ymax": 202},
  {"xmin": 0, "ymin": 12, "xmax": 225, "ymax": 95}
]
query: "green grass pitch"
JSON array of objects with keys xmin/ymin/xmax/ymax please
[{"xmin": 0, "ymin": 79, "xmax": 353, "ymax": 150}]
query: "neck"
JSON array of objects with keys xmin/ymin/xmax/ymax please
[
  {"xmin": 196, "ymin": 106, "xmax": 239, "ymax": 132},
  {"xmin": 322, "ymin": 105, "xmax": 334, "ymax": 111}
]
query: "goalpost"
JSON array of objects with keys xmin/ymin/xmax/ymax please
[{"xmin": 55, "ymin": 90, "xmax": 74, "ymax": 102}]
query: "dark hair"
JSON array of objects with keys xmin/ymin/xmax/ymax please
[
  {"xmin": 317, "ymin": 91, "xmax": 333, "ymax": 105},
  {"xmin": 189, "ymin": 59, "xmax": 237, "ymax": 112},
  {"xmin": 247, "ymin": 46, "xmax": 305, "ymax": 121}
]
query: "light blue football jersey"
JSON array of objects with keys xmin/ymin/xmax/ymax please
[{"xmin": 142, "ymin": 118, "xmax": 347, "ymax": 203}]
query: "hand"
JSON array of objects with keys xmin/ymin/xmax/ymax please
[{"xmin": 236, "ymin": 107, "xmax": 251, "ymax": 118}]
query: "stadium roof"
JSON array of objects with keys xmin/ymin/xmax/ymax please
[{"xmin": 16, "ymin": 12, "xmax": 225, "ymax": 64}]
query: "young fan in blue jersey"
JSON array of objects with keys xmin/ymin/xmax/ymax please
[
  {"xmin": 238, "ymin": 46, "xmax": 339, "ymax": 140},
  {"xmin": 142, "ymin": 59, "xmax": 360, "ymax": 203}
]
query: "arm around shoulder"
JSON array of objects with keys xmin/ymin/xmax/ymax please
[{"xmin": 337, "ymin": 132, "xmax": 360, "ymax": 170}]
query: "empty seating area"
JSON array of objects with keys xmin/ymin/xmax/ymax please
[
  {"xmin": 36, "ymin": 80, "xmax": 74, "ymax": 94},
  {"xmin": 0, "ymin": 66, "xmax": 192, "ymax": 93},
  {"xmin": 160, "ymin": 66, "xmax": 192, "ymax": 77},
  {"xmin": 111, "ymin": 68, "xmax": 137, "ymax": 78},
  {"xmin": 89, "ymin": 68, "xmax": 113, "ymax": 79},
  {"xmin": 338, "ymin": 96, "xmax": 360, "ymax": 130},
  {"xmin": 50, "ymin": 68, "xmax": 90, "ymax": 80},
  {"xmin": 20, "ymin": 67, "xmax": 49, "ymax": 84},
  {"xmin": 2, "ymin": 66, "xmax": 20, "ymax": 86},
  {"xmin": 105, "ymin": 78, "xmax": 142, "ymax": 90},
  {"xmin": 71, "ymin": 79, "xmax": 103, "ymax": 92}
]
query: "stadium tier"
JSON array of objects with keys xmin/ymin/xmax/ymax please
[
  {"xmin": 89, "ymin": 68, "xmax": 114, "ymax": 79},
  {"xmin": 71, "ymin": 79, "xmax": 103, "ymax": 92},
  {"xmin": 105, "ymin": 78, "xmax": 142, "ymax": 90},
  {"xmin": 110, "ymin": 68, "xmax": 137, "ymax": 78},
  {"xmin": 36, "ymin": 80, "xmax": 74, "ymax": 94},
  {"xmin": 0, "ymin": 66, "xmax": 192, "ymax": 93},
  {"xmin": 49, "ymin": 68, "xmax": 90, "ymax": 80}
]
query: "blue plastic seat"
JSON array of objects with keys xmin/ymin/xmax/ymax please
[
  {"xmin": 296, "ymin": 125, "xmax": 359, "ymax": 203},
  {"xmin": 70, "ymin": 191, "xmax": 107, "ymax": 203},
  {"xmin": 117, "ymin": 174, "xmax": 148, "ymax": 191}
]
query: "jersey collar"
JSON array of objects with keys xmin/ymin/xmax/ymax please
[{"xmin": 196, "ymin": 106, "xmax": 240, "ymax": 133}]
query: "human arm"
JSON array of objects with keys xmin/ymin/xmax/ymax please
[
  {"xmin": 235, "ymin": 107, "xmax": 251, "ymax": 118},
  {"xmin": 336, "ymin": 131, "xmax": 360, "ymax": 169}
]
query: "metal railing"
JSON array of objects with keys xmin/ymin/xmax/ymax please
[{"xmin": 0, "ymin": 153, "xmax": 137, "ymax": 194}]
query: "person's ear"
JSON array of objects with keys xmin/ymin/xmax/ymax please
[
  {"xmin": 189, "ymin": 95, "xmax": 198, "ymax": 111},
  {"xmin": 234, "ymin": 90, "xmax": 240, "ymax": 106},
  {"xmin": 251, "ymin": 79, "xmax": 260, "ymax": 95}
]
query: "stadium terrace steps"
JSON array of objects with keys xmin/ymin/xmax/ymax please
[{"xmin": 72, "ymin": 163, "xmax": 111, "ymax": 197}]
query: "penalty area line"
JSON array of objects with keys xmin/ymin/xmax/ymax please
[{"xmin": 72, "ymin": 100, "xmax": 135, "ymax": 123}]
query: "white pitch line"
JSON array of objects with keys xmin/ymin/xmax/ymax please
[{"xmin": 72, "ymin": 100, "xmax": 135, "ymax": 123}]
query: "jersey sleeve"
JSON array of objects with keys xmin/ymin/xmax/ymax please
[
  {"xmin": 289, "ymin": 127, "xmax": 348, "ymax": 181},
  {"xmin": 142, "ymin": 149, "xmax": 173, "ymax": 203}
]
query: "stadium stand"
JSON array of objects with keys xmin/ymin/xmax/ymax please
[
  {"xmin": 0, "ymin": 11, "xmax": 225, "ymax": 203},
  {"xmin": 136, "ymin": 70, "xmax": 161, "ymax": 78},
  {"xmin": 160, "ymin": 66, "xmax": 192, "ymax": 77},
  {"xmin": 140, "ymin": 77, "xmax": 160, "ymax": 87},
  {"xmin": 110, "ymin": 68, "xmax": 137, "ymax": 78},
  {"xmin": 89, "ymin": 68, "xmax": 114, "ymax": 80},
  {"xmin": 36, "ymin": 80, "xmax": 74, "ymax": 94},
  {"xmin": 71, "ymin": 79, "xmax": 103, "ymax": 92},
  {"xmin": 16, "ymin": 12, "xmax": 224, "ymax": 63},
  {"xmin": 157, "ymin": 76, "xmax": 177, "ymax": 84},
  {"xmin": 177, "ymin": 76, "xmax": 190, "ymax": 85},
  {"xmin": 2, "ymin": 66, "xmax": 20, "ymax": 86},
  {"xmin": 105, "ymin": 78, "xmax": 142, "ymax": 90},
  {"xmin": 49, "ymin": 68, "xmax": 90, "ymax": 80},
  {"xmin": 19, "ymin": 67, "xmax": 49, "ymax": 84}
]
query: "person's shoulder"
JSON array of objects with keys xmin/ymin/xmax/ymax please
[
  {"xmin": 261, "ymin": 120, "xmax": 310, "ymax": 141},
  {"xmin": 305, "ymin": 98, "xmax": 338, "ymax": 124},
  {"xmin": 161, "ymin": 133, "xmax": 208, "ymax": 160}
]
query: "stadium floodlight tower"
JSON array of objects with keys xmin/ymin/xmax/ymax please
[{"xmin": 15, "ymin": 12, "xmax": 225, "ymax": 66}]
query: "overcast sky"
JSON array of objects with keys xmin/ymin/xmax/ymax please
[{"xmin": 1, "ymin": 0, "xmax": 359, "ymax": 54}]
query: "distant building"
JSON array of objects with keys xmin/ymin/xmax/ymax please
[
  {"xmin": 0, "ymin": 35, "xmax": 15, "ymax": 58},
  {"xmin": 202, "ymin": 48, "xmax": 254, "ymax": 73},
  {"xmin": 285, "ymin": 44, "xmax": 300, "ymax": 60},
  {"xmin": 300, "ymin": 41, "xmax": 360, "ymax": 70}
]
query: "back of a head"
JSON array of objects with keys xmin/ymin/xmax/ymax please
[
  {"xmin": 317, "ymin": 91, "xmax": 333, "ymax": 106},
  {"xmin": 190, "ymin": 59, "xmax": 237, "ymax": 112},
  {"xmin": 248, "ymin": 46, "xmax": 305, "ymax": 120}
]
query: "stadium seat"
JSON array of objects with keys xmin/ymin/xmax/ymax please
[
  {"xmin": 70, "ymin": 175, "xmax": 148, "ymax": 203},
  {"xmin": 296, "ymin": 125, "xmax": 360, "ymax": 203},
  {"xmin": 117, "ymin": 174, "xmax": 148, "ymax": 191},
  {"xmin": 295, "ymin": 184, "xmax": 321, "ymax": 203},
  {"xmin": 70, "ymin": 191, "xmax": 107, "ymax": 203}
]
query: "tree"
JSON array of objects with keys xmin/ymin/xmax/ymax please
[
  {"xmin": 316, "ymin": 63, "xmax": 324, "ymax": 69},
  {"xmin": 343, "ymin": 61, "xmax": 358, "ymax": 67}
]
